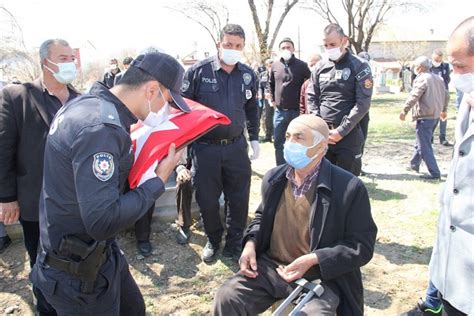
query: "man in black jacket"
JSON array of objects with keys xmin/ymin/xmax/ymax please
[
  {"xmin": 214, "ymin": 114, "xmax": 377, "ymax": 315},
  {"xmin": 0, "ymin": 38, "xmax": 79, "ymax": 316},
  {"xmin": 270, "ymin": 37, "xmax": 311, "ymax": 165}
]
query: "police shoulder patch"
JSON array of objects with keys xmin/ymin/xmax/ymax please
[
  {"xmin": 181, "ymin": 79, "xmax": 190, "ymax": 93},
  {"xmin": 364, "ymin": 78, "xmax": 373, "ymax": 89},
  {"xmin": 243, "ymin": 73, "xmax": 252, "ymax": 85},
  {"xmin": 92, "ymin": 152, "xmax": 115, "ymax": 182}
]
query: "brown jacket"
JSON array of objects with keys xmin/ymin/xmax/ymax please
[{"xmin": 403, "ymin": 72, "xmax": 448, "ymax": 121}]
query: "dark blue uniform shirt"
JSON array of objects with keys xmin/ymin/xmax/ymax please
[
  {"xmin": 181, "ymin": 55, "xmax": 259, "ymax": 141},
  {"xmin": 307, "ymin": 51, "xmax": 373, "ymax": 137},
  {"xmin": 39, "ymin": 82, "xmax": 165, "ymax": 253},
  {"xmin": 430, "ymin": 62, "xmax": 450, "ymax": 90}
]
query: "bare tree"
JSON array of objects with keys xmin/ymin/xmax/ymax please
[
  {"xmin": 248, "ymin": 0, "xmax": 300, "ymax": 61},
  {"xmin": 165, "ymin": 0, "xmax": 229, "ymax": 50},
  {"xmin": 305, "ymin": 0, "xmax": 424, "ymax": 54}
]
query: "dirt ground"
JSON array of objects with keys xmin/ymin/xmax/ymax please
[{"xmin": 0, "ymin": 93, "xmax": 457, "ymax": 315}]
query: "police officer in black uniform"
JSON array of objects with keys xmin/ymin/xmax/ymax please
[
  {"xmin": 30, "ymin": 52, "xmax": 189, "ymax": 315},
  {"xmin": 181, "ymin": 24, "xmax": 260, "ymax": 263},
  {"xmin": 307, "ymin": 23, "xmax": 373, "ymax": 176}
]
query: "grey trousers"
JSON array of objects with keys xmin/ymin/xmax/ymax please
[
  {"xmin": 0, "ymin": 222, "xmax": 7, "ymax": 237},
  {"xmin": 213, "ymin": 254, "xmax": 339, "ymax": 316}
]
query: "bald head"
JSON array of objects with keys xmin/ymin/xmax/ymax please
[
  {"xmin": 447, "ymin": 16, "xmax": 474, "ymax": 74},
  {"xmin": 288, "ymin": 114, "xmax": 329, "ymax": 143}
]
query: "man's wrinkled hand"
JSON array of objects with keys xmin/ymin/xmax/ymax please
[
  {"xmin": 239, "ymin": 241, "xmax": 258, "ymax": 278},
  {"xmin": 155, "ymin": 144, "xmax": 184, "ymax": 183},
  {"xmin": 276, "ymin": 253, "xmax": 318, "ymax": 283},
  {"xmin": 0, "ymin": 201, "xmax": 20, "ymax": 225},
  {"xmin": 176, "ymin": 168, "xmax": 192, "ymax": 182},
  {"xmin": 328, "ymin": 129, "xmax": 342, "ymax": 145}
]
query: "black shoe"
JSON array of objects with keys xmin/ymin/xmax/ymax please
[
  {"xmin": 419, "ymin": 174, "xmax": 441, "ymax": 180},
  {"xmin": 176, "ymin": 226, "xmax": 190, "ymax": 245},
  {"xmin": 440, "ymin": 140, "xmax": 453, "ymax": 147},
  {"xmin": 222, "ymin": 245, "xmax": 241, "ymax": 261},
  {"xmin": 417, "ymin": 298, "xmax": 443, "ymax": 315},
  {"xmin": 201, "ymin": 241, "xmax": 220, "ymax": 263},
  {"xmin": 406, "ymin": 165, "xmax": 420, "ymax": 173},
  {"xmin": 0, "ymin": 235, "xmax": 12, "ymax": 254},
  {"xmin": 137, "ymin": 241, "xmax": 152, "ymax": 257}
]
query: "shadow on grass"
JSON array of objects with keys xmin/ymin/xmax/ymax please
[
  {"xmin": 364, "ymin": 172, "xmax": 422, "ymax": 182},
  {"xmin": 364, "ymin": 182, "xmax": 408, "ymax": 201},
  {"xmin": 375, "ymin": 241, "xmax": 432, "ymax": 266},
  {"xmin": 364, "ymin": 288, "xmax": 393, "ymax": 310},
  {"xmin": 252, "ymin": 170, "xmax": 265, "ymax": 180}
]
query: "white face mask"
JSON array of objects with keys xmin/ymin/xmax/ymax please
[
  {"xmin": 452, "ymin": 73, "xmax": 474, "ymax": 94},
  {"xmin": 221, "ymin": 49, "xmax": 242, "ymax": 66},
  {"xmin": 44, "ymin": 59, "xmax": 77, "ymax": 84},
  {"xmin": 280, "ymin": 49, "xmax": 292, "ymax": 61},
  {"xmin": 432, "ymin": 61, "xmax": 442, "ymax": 68},
  {"xmin": 142, "ymin": 88, "xmax": 170, "ymax": 127},
  {"xmin": 325, "ymin": 47, "xmax": 343, "ymax": 61}
]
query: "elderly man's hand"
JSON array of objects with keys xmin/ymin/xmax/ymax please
[
  {"xmin": 238, "ymin": 240, "xmax": 258, "ymax": 278},
  {"xmin": 328, "ymin": 129, "xmax": 342, "ymax": 145},
  {"xmin": 399, "ymin": 112, "xmax": 406, "ymax": 121},
  {"xmin": 0, "ymin": 201, "xmax": 20, "ymax": 225},
  {"xmin": 176, "ymin": 168, "xmax": 192, "ymax": 182},
  {"xmin": 440, "ymin": 112, "xmax": 448, "ymax": 121},
  {"xmin": 276, "ymin": 253, "xmax": 319, "ymax": 283}
]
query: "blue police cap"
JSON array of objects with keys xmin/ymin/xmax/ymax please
[{"xmin": 131, "ymin": 52, "xmax": 190, "ymax": 113}]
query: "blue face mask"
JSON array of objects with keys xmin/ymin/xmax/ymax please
[{"xmin": 284, "ymin": 141, "xmax": 320, "ymax": 169}]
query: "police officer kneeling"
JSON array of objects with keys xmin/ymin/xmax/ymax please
[{"xmin": 30, "ymin": 52, "xmax": 188, "ymax": 315}]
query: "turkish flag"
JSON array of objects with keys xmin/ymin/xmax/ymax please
[{"xmin": 128, "ymin": 98, "xmax": 231, "ymax": 189}]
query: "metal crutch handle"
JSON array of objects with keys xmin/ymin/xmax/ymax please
[
  {"xmin": 289, "ymin": 281, "xmax": 325, "ymax": 316},
  {"xmin": 272, "ymin": 278, "xmax": 308, "ymax": 316}
]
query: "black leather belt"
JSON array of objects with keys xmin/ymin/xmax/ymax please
[{"xmin": 197, "ymin": 135, "xmax": 240, "ymax": 146}]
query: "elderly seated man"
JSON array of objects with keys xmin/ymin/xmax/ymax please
[{"xmin": 213, "ymin": 114, "xmax": 377, "ymax": 316}]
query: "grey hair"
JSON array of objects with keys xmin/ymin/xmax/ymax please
[
  {"xmin": 323, "ymin": 23, "xmax": 345, "ymax": 38},
  {"xmin": 311, "ymin": 130, "xmax": 325, "ymax": 145},
  {"xmin": 413, "ymin": 56, "xmax": 431, "ymax": 69},
  {"xmin": 432, "ymin": 49, "xmax": 443, "ymax": 57},
  {"xmin": 39, "ymin": 39, "xmax": 70, "ymax": 65},
  {"xmin": 220, "ymin": 24, "xmax": 246, "ymax": 41}
]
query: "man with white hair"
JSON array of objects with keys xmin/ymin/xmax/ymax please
[
  {"xmin": 213, "ymin": 114, "xmax": 377, "ymax": 315},
  {"xmin": 400, "ymin": 56, "xmax": 447, "ymax": 180}
]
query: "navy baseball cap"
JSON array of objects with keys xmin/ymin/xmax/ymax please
[{"xmin": 131, "ymin": 52, "xmax": 191, "ymax": 113}]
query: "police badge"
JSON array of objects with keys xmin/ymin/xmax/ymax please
[
  {"xmin": 342, "ymin": 68, "xmax": 351, "ymax": 80},
  {"xmin": 93, "ymin": 152, "xmax": 115, "ymax": 181},
  {"xmin": 181, "ymin": 79, "xmax": 190, "ymax": 93},
  {"xmin": 243, "ymin": 73, "xmax": 252, "ymax": 85}
]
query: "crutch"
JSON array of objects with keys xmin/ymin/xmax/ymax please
[
  {"xmin": 272, "ymin": 278, "xmax": 324, "ymax": 316},
  {"xmin": 289, "ymin": 280, "xmax": 324, "ymax": 315}
]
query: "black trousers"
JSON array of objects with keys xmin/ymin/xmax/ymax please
[
  {"xmin": 213, "ymin": 254, "xmax": 339, "ymax": 315},
  {"xmin": 176, "ymin": 177, "xmax": 193, "ymax": 229},
  {"xmin": 263, "ymin": 100, "xmax": 274, "ymax": 139},
  {"xmin": 191, "ymin": 136, "xmax": 251, "ymax": 248},
  {"xmin": 134, "ymin": 206, "xmax": 154, "ymax": 242},
  {"xmin": 20, "ymin": 219, "xmax": 57, "ymax": 316},
  {"xmin": 325, "ymin": 125, "xmax": 364, "ymax": 176}
]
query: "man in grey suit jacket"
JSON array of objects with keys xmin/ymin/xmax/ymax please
[
  {"xmin": 429, "ymin": 16, "xmax": 474, "ymax": 316},
  {"xmin": 0, "ymin": 38, "xmax": 79, "ymax": 315}
]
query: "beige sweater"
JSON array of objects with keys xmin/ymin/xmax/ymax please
[{"xmin": 403, "ymin": 72, "xmax": 448, "ymax": 121}]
